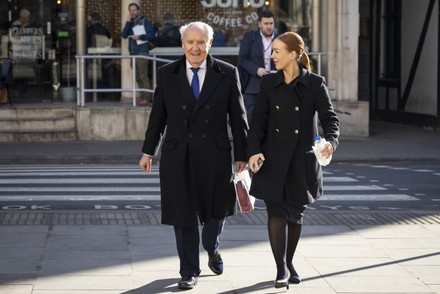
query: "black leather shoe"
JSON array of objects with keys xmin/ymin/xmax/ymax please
[
  {"xmin": 178, "ymin": 276, "xmax": 198, "ymax": 289},
  {"xmin": 274, "ymin": 272, "xmax": 290, "ymax": 289},
  {"xmin": 289, "ymin": 266, "xmax": 301, "ymax": 284},
  {"xmin": 208, "ymin": 252, "xmax": 223, "ymax": 275}
]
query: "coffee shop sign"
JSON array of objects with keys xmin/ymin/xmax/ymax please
[{"xmin": 202, "ymin": 0, "xmax": 266, "ymax": 28}]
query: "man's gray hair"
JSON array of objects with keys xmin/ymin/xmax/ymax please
[{"xmin": 180, "ymin": 22, "xmax": 214, "ymax": 41}]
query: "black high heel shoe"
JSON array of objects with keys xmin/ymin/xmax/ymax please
[
  {"xmin": 289, "ymin": 266, "xmax": 301, "ymax": 284},
  {"xmin": 274, "ymin": 272, "xmax": 290, "ymax": 289}
]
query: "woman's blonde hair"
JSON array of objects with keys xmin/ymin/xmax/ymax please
[{"xmin": 276, "ymin": 32, "xmax": 312, "ymax": 72}]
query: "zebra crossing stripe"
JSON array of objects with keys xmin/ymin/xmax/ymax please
[{"xmin": 0, "ymin": 166, "xmax": 419, "ymax": 202}]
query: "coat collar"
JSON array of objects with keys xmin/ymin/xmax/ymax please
[
  {"xmin": 172, "ymin": 54, "xmax": 222, "ymax": 74},
  {"xmin": 172, "ymin": 54, "xmax": 224, "ymax": 108},
  {"xmin": 271, "ymin": 66, "xmax": 310, "ymax": 89}
]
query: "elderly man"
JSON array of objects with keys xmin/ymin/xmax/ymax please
[{"xmin": 139, "ymin": 21, "xmax": 248, "ymax": 289}]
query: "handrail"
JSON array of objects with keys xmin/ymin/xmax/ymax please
[
  {"xmin": 75, "ymin": 49, "xmax": 326, "ymax": 107},
  {"xmin": 75, "ymin": 54, "xmax": 174, "ymax": 107}
]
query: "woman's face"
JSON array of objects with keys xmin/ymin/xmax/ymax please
[{"xmin": 271, "ymin": 39, "xmax": 297, "ymax": 71}]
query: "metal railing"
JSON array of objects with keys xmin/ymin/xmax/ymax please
[
  {"xmin": 75, "ymin": 48, "xmax": 326, "ymax": 107},
  {"xmin": 75, "ymin": 54, "xmax": 173, "ymax": 107}
]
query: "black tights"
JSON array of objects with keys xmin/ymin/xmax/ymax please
[{"xmin": 267, "ymin": 216, "xmax": 302, "ymax": 279}]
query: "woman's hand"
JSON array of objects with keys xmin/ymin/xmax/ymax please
[
  {"xmin": 321, "ymin": 142, "xmax": 334, "ymax": 159},
  {"xmin": 249, "ymin": 153, "xmax": 265, "ymax": 173}
]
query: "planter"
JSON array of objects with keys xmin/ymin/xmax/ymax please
[{"xmin": 60, "ymin": 87, "xmax": 76, "ymax": 103}]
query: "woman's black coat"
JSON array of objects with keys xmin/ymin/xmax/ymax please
[{"xmin": 247, "ymin": 68, "xmax": 340, "ymax": 206}]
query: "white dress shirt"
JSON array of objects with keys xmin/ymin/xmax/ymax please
[{"xmin": 186, "ymin": 60, "xmax": 207, "ymax": 94}]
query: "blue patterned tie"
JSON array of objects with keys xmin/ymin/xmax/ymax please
[{"xmin": 190, "ymin": 68, "xmax": 200, "ymax": 100}]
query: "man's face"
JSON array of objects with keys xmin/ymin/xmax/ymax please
[
  {"xmin": 181, "ymin": 27, "xmax": 212, "ymax": 68},
  {"xmin": 259, "ymin": 17, "xmax": 275, "ymax": 37},
  {"xmin": 129, "ymin": 5, "xmax": 139, "ymax": 20}
]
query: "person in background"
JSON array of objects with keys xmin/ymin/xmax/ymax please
[
  {"xmin": 139, "ymin": 21, "xmax": 248, "ymax": 290},
  {"xmin": 121, "ymin": 2, "xmax": 155, "ymax": 106},
  {"xmin": 237, "ymin": 10, "xmax": 277, "ymax": 123},
  {"xmin": 10, "ymin": 8, "xmax": 31, "ymax": 37},
  {"xmin": 247, "ymin": 32, "xmax": 340, "ymax": 289},
  {"xmin": 86, "ymin": 12, "xmax": 111, "ymax": 48},
  {"xmin": 12, "ymin": 8, "xmax": 31, "ymax": 30}
]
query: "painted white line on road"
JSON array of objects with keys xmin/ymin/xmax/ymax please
[
  {"xmin": 0, "ymin": 171, "xmax": 159, "ymax": 177},
  {"xmin": 324, "ymin": 177, "xmax": 358, "ymax": 182},
  {"xmin": 0, "ymin": 187, "xmax": 161, "ymax": 192},
  {"xmin": 322, "ymin": 194, "xmax": 418, "ymax": 201},
  {"xmin": 325, "ymin": 185, "xmax": 387, "ymax": 191},
  {"xmin": 0, "ymin": 178, "xmax": 159, "ymax": 184},
  {"xmin": 0, "ymin": 195, "xmax": 161, "ymax": 201}
]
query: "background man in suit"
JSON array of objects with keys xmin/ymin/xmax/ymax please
[
  {"xmin": 139, "ymin": 21, "xmax": 248, "ymax": 290},
  {"xmin": 238, "ymin": 10, "xmax": 277, "ymax": 123}
]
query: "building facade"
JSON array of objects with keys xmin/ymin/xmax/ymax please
[{"xmin": 1, "ymin": 0, "xmax": 439, "ymax": 140}]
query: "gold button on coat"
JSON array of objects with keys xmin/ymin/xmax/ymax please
[
  {"xmin": 294, "ymin": 129, "xmax": 299, "ymax": 134},
  {"xmin": 294, "ymin": 106, "xmax": 299, "ymax": 111},
  {"xmin": 275, "ymin": 105, "xmax": 280, "ymax": 110},
  {"xmin": 275, "ymin": 128, "xmax": 280, "ymax": 132}
]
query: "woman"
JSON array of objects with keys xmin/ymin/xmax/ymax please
[{"xmin": 247, "ymin": 32, "xmax": 340, "ymax": 289}]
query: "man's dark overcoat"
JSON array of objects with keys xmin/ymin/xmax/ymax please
[
  {"xmin": 142, "ymin": 54, "xmax": 248, "ymax": 227},
  {"xmin": 247, "ymin": 68, "xmax": 340, "ymax": 206}
]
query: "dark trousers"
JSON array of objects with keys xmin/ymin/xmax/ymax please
[
  {"xmin": 244, "ymin": 93, "xmax": 258, "ymax": 124},
  {"xmin": 173, "ymin": 218, "xmax": 225, "ymax": 277}
]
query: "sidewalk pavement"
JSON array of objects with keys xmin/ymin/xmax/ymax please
[
  {"xmin": 0, "ymin": 212, "xmax": 439, "ymax": 294},
  {"xmin": 0, "ymin": 120, "xmax": 440, "ymax": 293}
]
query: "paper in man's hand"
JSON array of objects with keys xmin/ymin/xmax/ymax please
[{"xmin": 132, "ymin": 24, "xmax": 148, "ymax": 45}]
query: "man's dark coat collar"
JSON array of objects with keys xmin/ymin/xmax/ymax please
[{"xmin": 171, "ymin": 54, "xmax": 224, "ymax": 110}]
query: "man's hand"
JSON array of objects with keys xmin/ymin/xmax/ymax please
[
  {"xmin": 235, "ymin": 161, "xmax": 247, "ymax": 173},
  {"xmin": 139, "ymin": 154, "xmax": 153, "ymax": 174}
]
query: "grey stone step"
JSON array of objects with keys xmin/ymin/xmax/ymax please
[
  {"xmin": 0, "ymin": 108, "xmax": 75, "ymax": 119},
  {"xmin": 0, "ymin": 118, "xmax": 75, "ymax": 130},
  {"xmin": 0, "ymin": 130, "xmax": 77, "ymax": 142},
  {"xmin": 0, "ymin": 107, "xmax": 77, "ymax": 142}
]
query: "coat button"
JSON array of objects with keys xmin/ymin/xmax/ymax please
[
  {"xmin": 201, "ymin": 133, "xmax": 206, "ymax": 138},
  {"xmin": 204, "ymin": 119, "xmax": 209, "ymax": 124},
  {"xmin": 183, "ymin": 119, "xmax": 188, "ymax": 125},
  {"xmin": 188, "ymin": 133, "xmax": 193, "ymax": 138},
  {"xmin": 294, "ymin": 106, "xmax": 299, "ymax": 111},
  {"xmin": 205, "ymin": 105, "xmax": 210, "ymax": 110},
  {"xmin": 182, "ymin": 105, "xmax": 187, "ymax": 110},
  {"xmin": 275, "ymin": 105, "xmax": 280, "ymax": 110},
  {"xmin": 275, "ymin": 128, "xmax": 280, "ymax": 133},
  {"xmin": 294, "ymin": 129, "xmax": 299, "ymax": 134}
]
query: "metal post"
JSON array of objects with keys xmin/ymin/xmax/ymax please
[
  {"xmin": 80, "ymin": 57, "xmax": 85, "ymax": 106},
  {"xmin": 132, "ymin": 56, "xmax": 136, "ymax": 106},
  {"xmin": 76, "ymin": 57, "xmax": 80, "ymax": 106},
  {"xmin": 76, "ymin": 0, "xmax": 86, "ymax": 106},
  {"xmin": 153, "ymin": 55, "xmax": 157, "ymax": 91},
  {"xmin": 317, "ymin": 53, "xmax": 321, "ymax": 76}
]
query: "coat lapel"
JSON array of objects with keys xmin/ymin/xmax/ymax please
[
  {"xmin": 173, "ymin": 56, "xmax": 198, "ymax": 106},
  {"xmin": 194, "ymin": 55, "xmax": 223, "ymax": 111}
]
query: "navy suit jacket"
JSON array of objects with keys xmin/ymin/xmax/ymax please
[{"xmin": 237, "ymin": 30, "xmax": 276, "ymax": 94}]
